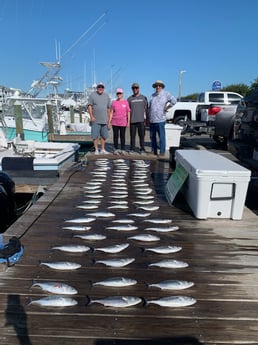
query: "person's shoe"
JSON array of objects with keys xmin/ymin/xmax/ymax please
[
  {"xmin": 121, "ymin": 150, "xmax": 127, "ymax": 155},
  {"xmin": 113, "ymin": 149, "xmax": 120, "ymax": 155},
  {"xmin": 159, "ymin": 153, "xmax": 165, "ymax": 158},
  {"xmin": 140, "ymin": 148, "xmax": 146, "ymax": 155},
  {"xmin": 129, "ymin": 150, "xmax": 135, "ymax": 154},
  {"xmin": 94, "ymin": 149, "xmax": 99, "ymax": 155},
  {"xmin": 100, "ymin": 149, "xmax": 109, "ymax": 154}
]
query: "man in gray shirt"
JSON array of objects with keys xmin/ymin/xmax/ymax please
[
  {"xmin": 88, "ymin": 82, "xmax": 111, "ymax": 154},
  {"xmin": 127, "ymin": 83, "xmax": 148, "ymax": 154}
]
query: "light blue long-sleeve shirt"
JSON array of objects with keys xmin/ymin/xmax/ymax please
[{"xmin": 149, "ymin": 90, "xmax": 177, "ymax": 123}]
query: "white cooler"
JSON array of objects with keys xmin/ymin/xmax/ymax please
[
  {"xmin": 165, "ymin": 124, "xmax": 183, "ymax": 149},
  {"xmin": 175, "ymin": 150, "xmax": 251, "ymax": 220}
]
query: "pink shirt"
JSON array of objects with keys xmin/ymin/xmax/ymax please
[{"xmin": 111, "ymin": 100, "xmax": 130, "ymax": 126}]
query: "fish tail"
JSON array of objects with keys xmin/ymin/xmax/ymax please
[
  {"xmin": 144, "ymin": 281, "xmax": 150, "ymax": 288},
  {"xmin": 142, "ymin": 297, "xmax": 149, "ymax": 307},
  {"xmin": 89, "ymin": 280, "xmax": 94, "ymax": 289},
  {"xmin": 86, "ymin": 295, "xmax": 92, "ymax": 306},
  {"xmin": 140, "ymin": 247, "xmax": 146, "ymax": 253}
]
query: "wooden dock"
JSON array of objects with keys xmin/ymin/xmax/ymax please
[{"xmin": 0, "ymin": 133, "xmax": 258, "ymax": 344}]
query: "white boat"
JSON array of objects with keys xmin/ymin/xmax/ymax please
[{"xmin": 0, "ymin": 137, "xmax": 80, "ymax": 173}]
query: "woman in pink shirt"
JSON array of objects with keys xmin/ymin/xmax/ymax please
[{"xmin": 109, "ymin": 88, "xmax": 130, "ymax": 155}]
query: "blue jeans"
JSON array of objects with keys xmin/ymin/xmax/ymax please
[{"xmin": 150, "ymin": 121, "xmax": 166, "ymax": 154}]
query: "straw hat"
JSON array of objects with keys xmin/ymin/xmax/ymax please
[{"xmin": 152, "ymin": 80, "xmax": 165, "ymax": 88}]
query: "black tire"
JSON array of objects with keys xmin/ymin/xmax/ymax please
[
  {"xmin": 174, "ymin": 115, "xmax": 188, "ymax": 134},
  {"xmin": 213, "ymin": 135, "xmax": 227, "ymax": 146}
]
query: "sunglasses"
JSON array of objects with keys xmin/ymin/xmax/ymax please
[
  {"xmin": 155, "ymin": 84, "xmax": 163, "ymax": 87},
  {"xmin": 116, "ymin": 92, "xmax": 122, "ymax": 95},
  {"xmin": 97, "ymin": 85, "xmax": 104, "ymax": 89},
  {"xmin": 132, "ymin": 87, "xmax": 139, "ymax": 89}
]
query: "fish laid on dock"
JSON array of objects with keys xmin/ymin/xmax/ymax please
[
  {"xmin": 40, "ymin": 261, "xmax": 82, "ymax": 270},
  {"xmin": 87, "ymin": 296, "xmax": 142, "ymax": 308},
  {"xmin": 144, "ymin": 245, "xmax": 182, "ymax": 254},
  {"xmin": 65, "ymin": 217, "xmax": 96, "ymax": 223},
  {"xmin": 148, "ymin": 259, "xmax": 189, "ymax": 268},
  {"xmin": 145, "ymin": 296, "xmax": 196, "ymax": 307},
  {"xmin": 29, "ymin": 296, "xmax": 78, "ymax": 307},
  {"xmin": 51, "ymin": 245, "xmax": 91, "ymax": 253},
  {"xmin": 62, "ymin": 226, "xmax": 91, "ymax": 231},
  {"xmin": 31, "ymin": 281, "xmax": 78, "ymax": 295},
  {"xmin": 106, "ymin": 225, "xmax": 138, "ymax": 231},
  {"xmin": 147, "ymin": 280, "xmax": 194, "ymax": 290},
  {"xmin": 144, "ymin": 226, "xmax": 179, "ymax": 233},
  {"xmin": 73, "ymin": 233, "xmax": 106, "ymax": 241},
  {"xmin": 94, "ymin": 258, "xmax": 135, "ymax": 267},
  {"xmin": 94, "ymin": 243, "xmax": 129, "ymax": 253},
  {"xmin": 128, "ymin": 234, "xmax": 160, "ymax": 242},
  {"xmin": 92, "ymin": 277, "xmax": 137, "ymax": 287}
]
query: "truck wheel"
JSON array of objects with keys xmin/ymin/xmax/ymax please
[{"xmin": 174, "ymin": 115, "xmax": 188, "ymax": 134}]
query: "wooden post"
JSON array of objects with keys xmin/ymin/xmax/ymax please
[
  {"xmin": 14, "ymin": 101, "xmax": 24, "ymax": 140},
  {"xmin": 70, "ymin": 105, "xmax": 74, "ymax": 123},
  {"xmin": 47, "ymin": 102, "xmax": 54, "ymax": 134},
  {"xmin": 79, "ymin": 105, "xmax": 83, "ymax": 123}
]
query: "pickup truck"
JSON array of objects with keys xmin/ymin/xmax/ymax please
[
  {"xmin": 166, "ymin": 91, "xmax": 243, "ymax": 141},
  {"xmin": 228, "ymin": 89, "xmax": 258, "ymax": 170}
]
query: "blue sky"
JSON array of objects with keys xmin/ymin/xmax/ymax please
[{"xmin": 0, "ymin": 0, "xmax": 257, "ymax": 99}]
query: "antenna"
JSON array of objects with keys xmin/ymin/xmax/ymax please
[{"xmin": 61, "ymin": 11, "xmax": 107, "ymax": 59}]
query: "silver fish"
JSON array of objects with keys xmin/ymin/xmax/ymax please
[
  {"xmin": 149, "ymin": 259, "xmax": 189, "ymax": 268},
  {"xmin": 31, "ymin": 281, "xmax": 78, "ymax": 295},
  {"xmin": 84, "ymin": 189, "xmax": 102, "ymax": 194},
  {"xmin": 110, "ymin": 190, "xmax": 128, "ymax": 195},
  {"xmin": 133, "ymin": 200, "xmax": 154, "ymax": 205},
  {"xmin": 86, "ymin": 182, "xmax": 103, "ymax": 186},
  {"xmin": 109, "ymin": 194, "xmax": 128, "ymax": 199},
  {"xmin": 138, "ymin": 206, "xmax": 159, "ymax": 211},
  {"xmin": 76, "ymin": 205, "xmax": 99, "ymax": 210},
  {"xmin": 128, "ymin": 212, "xmax": 151, "ymax": 217},
  {"xmin": 62, "ymin": 226, "xmax": 91, "ymax": 231},
  {"xmin": 144, "ymin": 245, "xmax": 182, "ymax": 254},
  {"xmin": 92, "ymin": 277, "xmax": 137, "ymax": 287},
  {"xmin": 94, "ymin": 243, "xmax": 129, "ymax": 253},
  {"xmin": 74, "ymin": 233, "xmax": 106, "ymax": 241},
  {"xmin": 147, "ymin": 280, "xmax": 194, "ymax": 290},
  {"xmin": 65, "ymin": 217, "xmax": 96, "ymax": 223},
  {"xmin": 108, "ymin": 205, "xmax": 128, "ymax": 210},
  {"xmin": 136, "ymin": 195, "xmax": 154, "ymax": 200},
  {"xmin": 52, "ymin": 245, "xmax": 91, "ymax": 253},
  {"xmin": 86, "ymin": 211, "xmax": 115, "ymax": 218},
  {"xmin": 106, "ymin": 224, "xmax": 138, "ymax": 231},
  {"xmin": 83, "ymin": 200, "xmax": 101, "ymax": 204},
  {"xmin": 128, "ymin": 234, "xmax": 160, "ymax": 242},
  {"xmin": 40, "ymin": 261, "xmax": 82, "ymax": 270},
  {"xmin": 112, "ymin": 186, "xmax": 128, "ymax": 190},
  {"xmin": 143, "ymin": 219, "xmax": 173, "ymax": 224},
  {"xmin": 85, "ymin": 194, "xmax": 104, "ymax": 199},
  {"xmin": 112, "ymin": 219, "xmax": 135, "ymax": 224},
  {"xmin": 95, "ymin": 258, "xmax": 135, "ymax": 267},
  {"xmin": 84, "ymin": 185, "xmax": 102, "ymax": 190},
  {"xmin": 145, "ymin": 226, "xmax": 179, "ymax": 233},
  {"xmin": 133, "ymin": 183, "xmax": 149, "ymax": 187},
  {"xmin": 29, "ymin": 296, "xmax": 78, "ymax": 307},
  {"xmin": 109, "ymin": 200, "xmax": 128, "ymax": 204},
  {"xmin": 88, "ymin": 296, "xmax": 142, "ymax": 308},
  {"xmin": 145, "ymin": 296, "xmax": 196, "ymax": 308},
  {"xmin": 112, "ymin": 183, "xmax": 127, "ymax": 187}
]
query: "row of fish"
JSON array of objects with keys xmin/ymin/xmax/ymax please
[{"xmin": 29, "ymin": 158, "xmax": 196, "ymax": 308}]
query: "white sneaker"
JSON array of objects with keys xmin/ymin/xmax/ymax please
[
  {"xmin": 94, "ymin": 149, "xmax": 99, "ymax": 155},
  {"xmin": 100, "ymin": 149, "xmax": 108, "ymax": 154}
]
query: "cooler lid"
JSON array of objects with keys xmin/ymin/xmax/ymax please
[{"xmin": 175, "ymin": 150, "xmax": 251, "ymax": 177}]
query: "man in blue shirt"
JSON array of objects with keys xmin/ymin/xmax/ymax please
[{"xmin": 148, "ymin": 80, "xmax": 176, "ymax": 157}]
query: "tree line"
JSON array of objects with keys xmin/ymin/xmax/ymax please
[{"xmin": 182, "ymin": 78, "xmax": 258, "ymax": 101}]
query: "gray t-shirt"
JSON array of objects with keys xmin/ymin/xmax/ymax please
[
  {"xmin": 127, "ymin": 94, "xmax": 148, "ymax": 123},
  {"xmin": 88, "ymin": 92, "xmax": 111, "ymax": 124}
]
